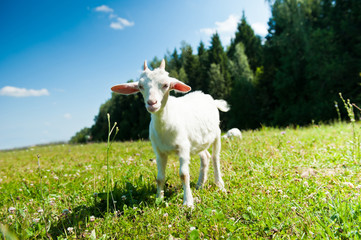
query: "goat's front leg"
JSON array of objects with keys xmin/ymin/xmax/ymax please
[
  {"xmin": 179, "ymin": 151, "xmax": 193, "ymax": 207},
  {"xmin": 156, "ymin": 152, "xmax": 168, "ymax": 199}
]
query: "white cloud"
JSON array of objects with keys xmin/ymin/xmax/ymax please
[
  {"xmin": 110, "ymin": 22, "xmax": 124, "ymax": 30},
  {"xmin": 110, "ymin": 17, "xmax": 134, "ymax": 30},
  {"xmin": 94, "ymin": 5, "xmax": 114, "ymax": 13},
  {"xmin": 0, "ymin": 86, "xmax": 49, "ymax": 97},
  {"xmin": 200, "ymin": 14, "xmax": 240, "ymax": 46},
  {"xmin": 64, "ymin": 113, "xmax": 72, "ymax": 120},
  {"xmin": 94, "ymin": 5, "xmax": 134, "ymax": 31},
  {"xmin": 251, "ymin": 22, "xmax": 268, "ymax": 37}
]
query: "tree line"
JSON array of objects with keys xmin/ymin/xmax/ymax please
[{"xmin": 70, "ymin": 0, "xmax": 361, "ymax": 144}]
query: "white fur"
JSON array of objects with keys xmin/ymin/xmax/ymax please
[
  {"xmin": 111, "ymin": 60, "xmax": 229, "ymax": 207},
  {"xmin": 223, "ymin": 128, "xmax": 242, "ymax": 139}
]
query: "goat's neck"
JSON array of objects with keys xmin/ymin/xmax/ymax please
[{"xmin": 150, "ymin": 92, "xmax": 171, "ymax": 130}]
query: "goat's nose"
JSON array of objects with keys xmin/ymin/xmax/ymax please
[{"xmin": 147, "ymin": 99, "xmax": 157, "ymax": 106}]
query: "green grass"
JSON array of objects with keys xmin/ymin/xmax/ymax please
[{"xmin": 1, "ymin": 122, "xmax": 361, "ymax": 239}]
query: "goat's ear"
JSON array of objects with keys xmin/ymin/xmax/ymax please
[
  {"xmin": 170, "ymin": 79, "xmax": 191, "ymax": 93},
  {"xmin": 159, "ymin": 59, "xmax": 165, "ymax": 70},
  {"xmin": 111, "ymin": 82, "xmax": 139, "ymax": 95},
  {"xmin": 144, "ymin": 60, "xmax": 148, "ymax": 71}
]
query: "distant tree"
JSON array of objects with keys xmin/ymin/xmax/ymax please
[
  {"xmin": 228, "ymin": 43, "xmax": 259, "ymax": 129},
  {"xmin": 208, "ymin": 63, "xmax": 227, "ymax": 100},
  {"xmin": 69, "ymin": 127, "xmax": 91, "ymax": 144},
  {"xmin": 181, "ymin": 44, "xmax": 201, "ymax": 90},
  {"xmin": 228, "ymin": 13, "xmax": 263, "ymax": 73},
  {"xmin": 208, "ymin": 33, "xmax": 232, "ymax": 99},
  {"xmin": 197, "ymin": 41, "xmax": 210, "ymax": 93},
  {"xmin": 90, "ymin": 80, "xmax": 150, "ymax": 142}
]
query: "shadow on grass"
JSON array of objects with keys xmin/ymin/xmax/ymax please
[{"xmin": 48, "ymin": 177, "xmax": 177, "ymax": 238}]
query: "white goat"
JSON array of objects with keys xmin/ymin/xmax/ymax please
[{"xmin": 111, "ymin": 59, "xmax": 229, "ymax": 207}]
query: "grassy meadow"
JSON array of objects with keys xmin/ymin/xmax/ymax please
[{"xmin": 1, "ymin": 122, "xmax": 361, "ymax": 239}]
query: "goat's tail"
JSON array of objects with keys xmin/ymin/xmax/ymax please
[{"xmin": 215, "ymin": 99, "xmax": 230, "ymax": 112}]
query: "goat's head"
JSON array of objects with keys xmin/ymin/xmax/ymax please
[{"xmin": 111, "ymin": 59, "xmax": 191, "ymax": 113}]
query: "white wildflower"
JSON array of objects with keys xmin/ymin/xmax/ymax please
[
  {"xmin": 8, "ymin": 207, "xmax": 15, "ymax": 214},
  {"xmin": 344, "ymin": 182, "xmax": 354, "ymax": 188}
]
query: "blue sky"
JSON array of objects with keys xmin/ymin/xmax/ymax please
[{"xmin": 0, "ymin": 0, "xmax": 271, "ymax": 150}]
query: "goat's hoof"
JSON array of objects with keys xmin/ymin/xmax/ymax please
[{"xmin": 183, "ymin": 202, "xmax": 194, "ymax": 208}]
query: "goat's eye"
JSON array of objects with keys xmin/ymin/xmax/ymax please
[
  {"xmin": 139, "ymin": 85, "xmax": 144, "ymax": 90},
  {"xmin": 163, "ymin": 83, "xmax": 169, "ymax": 89}
]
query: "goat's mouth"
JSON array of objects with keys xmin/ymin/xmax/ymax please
[{"xmin": 146, "ymin": 104, "xmax": 160, "ymax": 113}]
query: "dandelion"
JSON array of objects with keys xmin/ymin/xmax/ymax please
[
  {"xmin": 8, "ymin": 207, "xmax": 15, "ymax": 214},
  {"xmin": 89, "ymin": 216, "xmax": 95, "ymax": 222}
]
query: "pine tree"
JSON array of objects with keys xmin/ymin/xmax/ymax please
[
  {"xmin": 208, "ymin": 33, "xmax": 232, "ymax": 99},
  {"xmin": 228, "ymin": 43, "xmax": 259, "ymax": 129},
  {"xmin": 181, "ymin": 44, "xmax": 201, "ymax": 90},
  {"xmin": 228, "ymin": 13, "xmax": 263, "ymax": 73},
  {"xmin": 197, "ymin": 41, "xmax": 209, "ymax": 93}
]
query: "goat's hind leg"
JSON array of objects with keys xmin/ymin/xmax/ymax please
[
  {"xmin": 212, "ymin": 135, "xmax": 225, "ymax": 191},
  {"xmin": 196, "ymin": 150, "xmax": 211, "ymax": 189}
]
